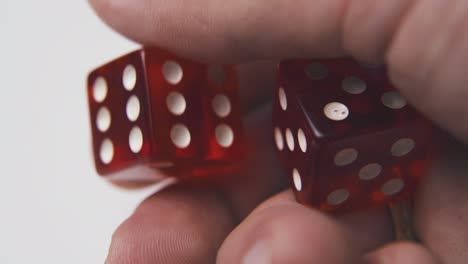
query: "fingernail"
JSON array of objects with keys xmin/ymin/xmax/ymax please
[{"xmin": 242, "ymin": 241, "xmax": 271, "ymax": 264}]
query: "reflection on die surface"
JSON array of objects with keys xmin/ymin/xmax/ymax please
[
  {"xmin": 87, "ymin": 47, "xmax": 243, "ymax": 182},
  {"xmin": 273, "ymin": 58, "xmax": 432, "ymax": 211}
]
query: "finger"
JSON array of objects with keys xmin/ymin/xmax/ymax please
[
  {"xmin": 217, "ymin": 191, "xmax": 392, "ymax": 264},
  {"xmin": 364, "ymin": 242, "xmax": 439, "ymax": 264},
  {"xmin": 414, "ymin": 132, "xmax": 468, "ymax": 263},
  {"xmin": 85, "ymin": 0, "xmax": 434, "ymax": 65},
  {"xmin": 106, "ymin": 185, "xmax": 234, "ymax": 264}
]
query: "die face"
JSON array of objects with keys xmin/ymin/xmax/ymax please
[
  {"xmin": 314, "ymin": 158, "xmax": 429, "ymax": 211},
  {"xmin": 273, "ymin": 77, "xmax": 320, "ymax": 204},
  {"xmin": 87, "ymin": 50, "xmax": 154, "ymax": 176},
  {"xmin": 314, "ymin": 119, "xmax": 432, "ymax": 211},
  {"xmin": 201, "ymin": 65, "xmax": 243, "ymax": 162},
  {"xmin": 144, "ymin": 49, "xmax": 204, "ymax": 162},
  {"xmin": 279, "ymin": 59, "xmax": 423, "ymax": 142}
]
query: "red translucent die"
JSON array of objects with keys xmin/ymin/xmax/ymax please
[
  {"xmin": 87, "ymin": 47, "xmax": 243, "ymax": 182},
  {"xmin": 273, "ymin": 58, "xmax": 432, "ymax": 211}
]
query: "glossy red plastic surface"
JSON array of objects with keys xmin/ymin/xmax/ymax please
[
  {"xmin": 87, "ymin": 47, "xmax": 243, "ymax": 182},
  {"xmin": 273, "ymin": 58, "xmax": 432, "ymax": 211}
]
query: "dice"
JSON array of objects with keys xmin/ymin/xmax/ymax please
[
  {"xmin": 87, "ymin": 47, "xmax": 243, "ymax": 182},
  {"xmin": 273, "ymin": 58, "xmax": 432, "ymax": 211}
]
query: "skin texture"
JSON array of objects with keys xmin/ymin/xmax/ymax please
[{"xmin": 88, "ymin": 0, "xmax": 468, "ymax": 263}]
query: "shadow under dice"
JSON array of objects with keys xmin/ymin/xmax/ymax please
[
  {"xmin": 273, "ymin": 58, "xmax": 432, "ymax": 211},
  {"xmin": 87, "ymin": 48, "xmax": 243, "ymax": 182}
]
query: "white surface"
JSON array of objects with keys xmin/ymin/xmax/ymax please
[{"xmin": 0, "ymin": 1, "xmax": 163, "ymax": 263}]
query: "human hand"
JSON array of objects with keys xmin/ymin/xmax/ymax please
[{"xmin": 89, "ymin": 1, "xmax": 468, "ymax": 263}]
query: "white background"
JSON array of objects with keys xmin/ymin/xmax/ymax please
[{"xmin": 1, "ymin": 1, "xmax": 161, "ymax": 263}]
